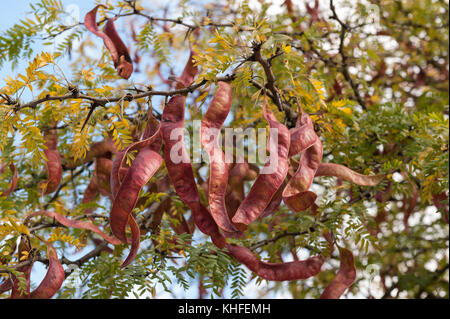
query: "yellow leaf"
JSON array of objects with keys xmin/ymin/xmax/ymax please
[{"xmin": 282, "ymin": 44, "xmax": 292, "ymax": 54}]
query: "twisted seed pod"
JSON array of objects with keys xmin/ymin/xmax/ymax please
[
  {"xmin": 110, "ymin": 149, "xmax": 162, "ymax": 242},
  {"xmin": 260, "ymin": 109, "xmax": 384, "ymax": 215},
  {"xmin": 103, "ymin": 19, "xmax": 133, "ymax": 79},
  {"xmin": 25, "ymin": 210, "xmax": 120, "ymax": 245},
  {"xmin": 161, "ymin": 94, "xmax": 225, "ymax": 248},
  {"xmin": 227, "ymin": 244, "xmax": 324, "ymax": 281},
  {"xmin": 320, "ymin": 245, "xmax": 356, "ymax": 299},
  {"xmin": 288, "ymin": 111, "xmax": 318, "ymax": 158},
  {"xmin": 279, "ymin": 110, "xmax": 321, "ymax": 212},
  {"xmin": 29, "ymin": 243, "xmax": 65, "ymax": 299},
  {"xmin": 315, "ymin": 163, "xmax": 385, "ymax": 186},
  {"xmin": 232, "ymin": 98, "xmax": 290, "ymax": 228},
  {"xmin": 109, "ymin": 112, "xmax": 163, "ymax": 267},
  {"xmin": 120, "ymin": 215, "xmax": 140, "ymax": 268},
  {"xmin": 8, "ymin": 239, "xmax": 65, "ymax": 299},
  {"xmin": 283, "ymin": 138, "xmax": 322, "ymax": 212},
  {"xmin": 111, "ymin": 117, "xmax": 161, "ymax": 198},
  {"xmin": 84, "ymin": 5, "xmax": 133, "ymax": 79},
  {"xmin": 176, "ymin": 50, "xmax": 198, "ymax": 89},
  {"xmin": 40, "ymin": 128, "xmax": 62, "ymax": 195},
  {"xmin": 200, "ymin": 82, "xmax": 238, "ymax": 233}
]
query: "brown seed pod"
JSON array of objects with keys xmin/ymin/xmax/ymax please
[
  {"xmin": 120, "ymin": 215, "xmax": 141, "ymax": 268},
  {"xmin": 111, "ymin": 119, "xmax": 161, "ymax": 198},
  {"xmin": 320, "ymin": 245, "xmax": 356, "ymax": 299},
  {"xmin": 232, "ymin": 97, "xmax": 290, "ymax": 228},
  {"xmin": 109, "ymin": 112, "xmax": 163, "ymax": 267},
  {"xmin": 200, "ymin": 82, "xmax": 238, "ymax": 233},
  {"xmin": 176, "ymin": 50, "xmax": 198, "ymax": 89},
  {"xmin": 315, "ymin": 163, "xmax": 385, "ymax": 186},
  {"xmin": 161, "ymin": 94, "xmax": 225, "ymax": 248},
  {"xmin": 288, "ymin": 111, "xmax": 318, "ymax": 158},
  {"xmin": 280, "ymin": 110, "xmax": 322, "ymax": 212},
  {"xmin": 110, "ymin": 148, "xmax": 163, "ymax": 242},
  {"xmin": 29, "ymin": 243, "xmax": 65, "ymax": 299},
  {"xmin": 84, "ymin": 5, "xmax": 133, "ymax": 79},
  {"xmin": 227, "ymin": 244, "xmax": 324, "ymax": 281},
  {"xmin": 25, "ymin": 211, "xmax": 120, "ymax": 245},
  {"xmin": 283, "ymin": 138, "xmax": 322, "ymax": 212},
  {"xmin": 39, "ymin": 128, "xmax": 62, "ymax": 195}
]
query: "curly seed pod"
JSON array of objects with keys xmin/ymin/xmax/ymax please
[
  {"xmin": 39, "ymin": 128, "xmax": 62, "ymax": 195},
  {"xmin": 232, "ymin": 98, "xmax": 290, "ymax": 228},
  {"xmin": 227, "ymin": 244, "xmax": 324, "ymax": 281},
  {"xmin": 109, "ymin": 148, "xmax": 162, "ymax": 243},
  {"xmin": 120, "ymin": 215, "xmax": 141, "ymax": 268},
  {"xmin": 84, "ymin": 5, "xmax": 133, "ymax": 79},
  {"xmin": 315, "ymin": 163, "xmax": 385, "ymax": 186},
  {"xmin": 29, "ymin": 242, "xmax": 65, "ymax": 299},
  {"xmin": 109, "ymin": 112, "xmax": 163, "ymax": 267},
  {"xmin": 288, "ymin": 111, "xmax": 318, "ymax": 158},
  {"xmin": 283, "ymin": 136, "xmax": 322, "ymax": 212},
  {"xmin": 111, "ymin": 117, "xmax": 161, "ymax": 198},
  {"xmin": 176, "ymin": 50, "xmax": 198, "ymax": 89},
  {"xmin": 320, "ymin": 245, "xmax": 356, "ymax": 299},
  {"xmin": 161, "ymin": 94, "xmax": 225, "ymax": 248},
  {"xmin": 200, "ymin": 82, "xmax": 238, "ymax": 233},
  {"xmin": 25, "ymin": 211, "xmax": 120, "ymax": 245}
]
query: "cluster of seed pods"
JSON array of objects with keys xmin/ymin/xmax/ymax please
[
  {"xmin": 1, "ymin": 52, "xmax": 383, "ymax": 299},
  {"xmin": 190, "ymin": 82, "xmax": 368, "ymax": 294},
  {"xmin": 0, "ymin": 6, "xmax": 406, "ymax": 298}
]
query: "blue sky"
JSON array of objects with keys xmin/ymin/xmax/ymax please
[{"xmin": 0, "ymin": 1, "xmax": 95, "ymax": 87}]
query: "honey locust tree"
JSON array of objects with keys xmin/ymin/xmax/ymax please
[{"xmin": 0, "ymin": 0, "xmax": 448, "ymax": 299}]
